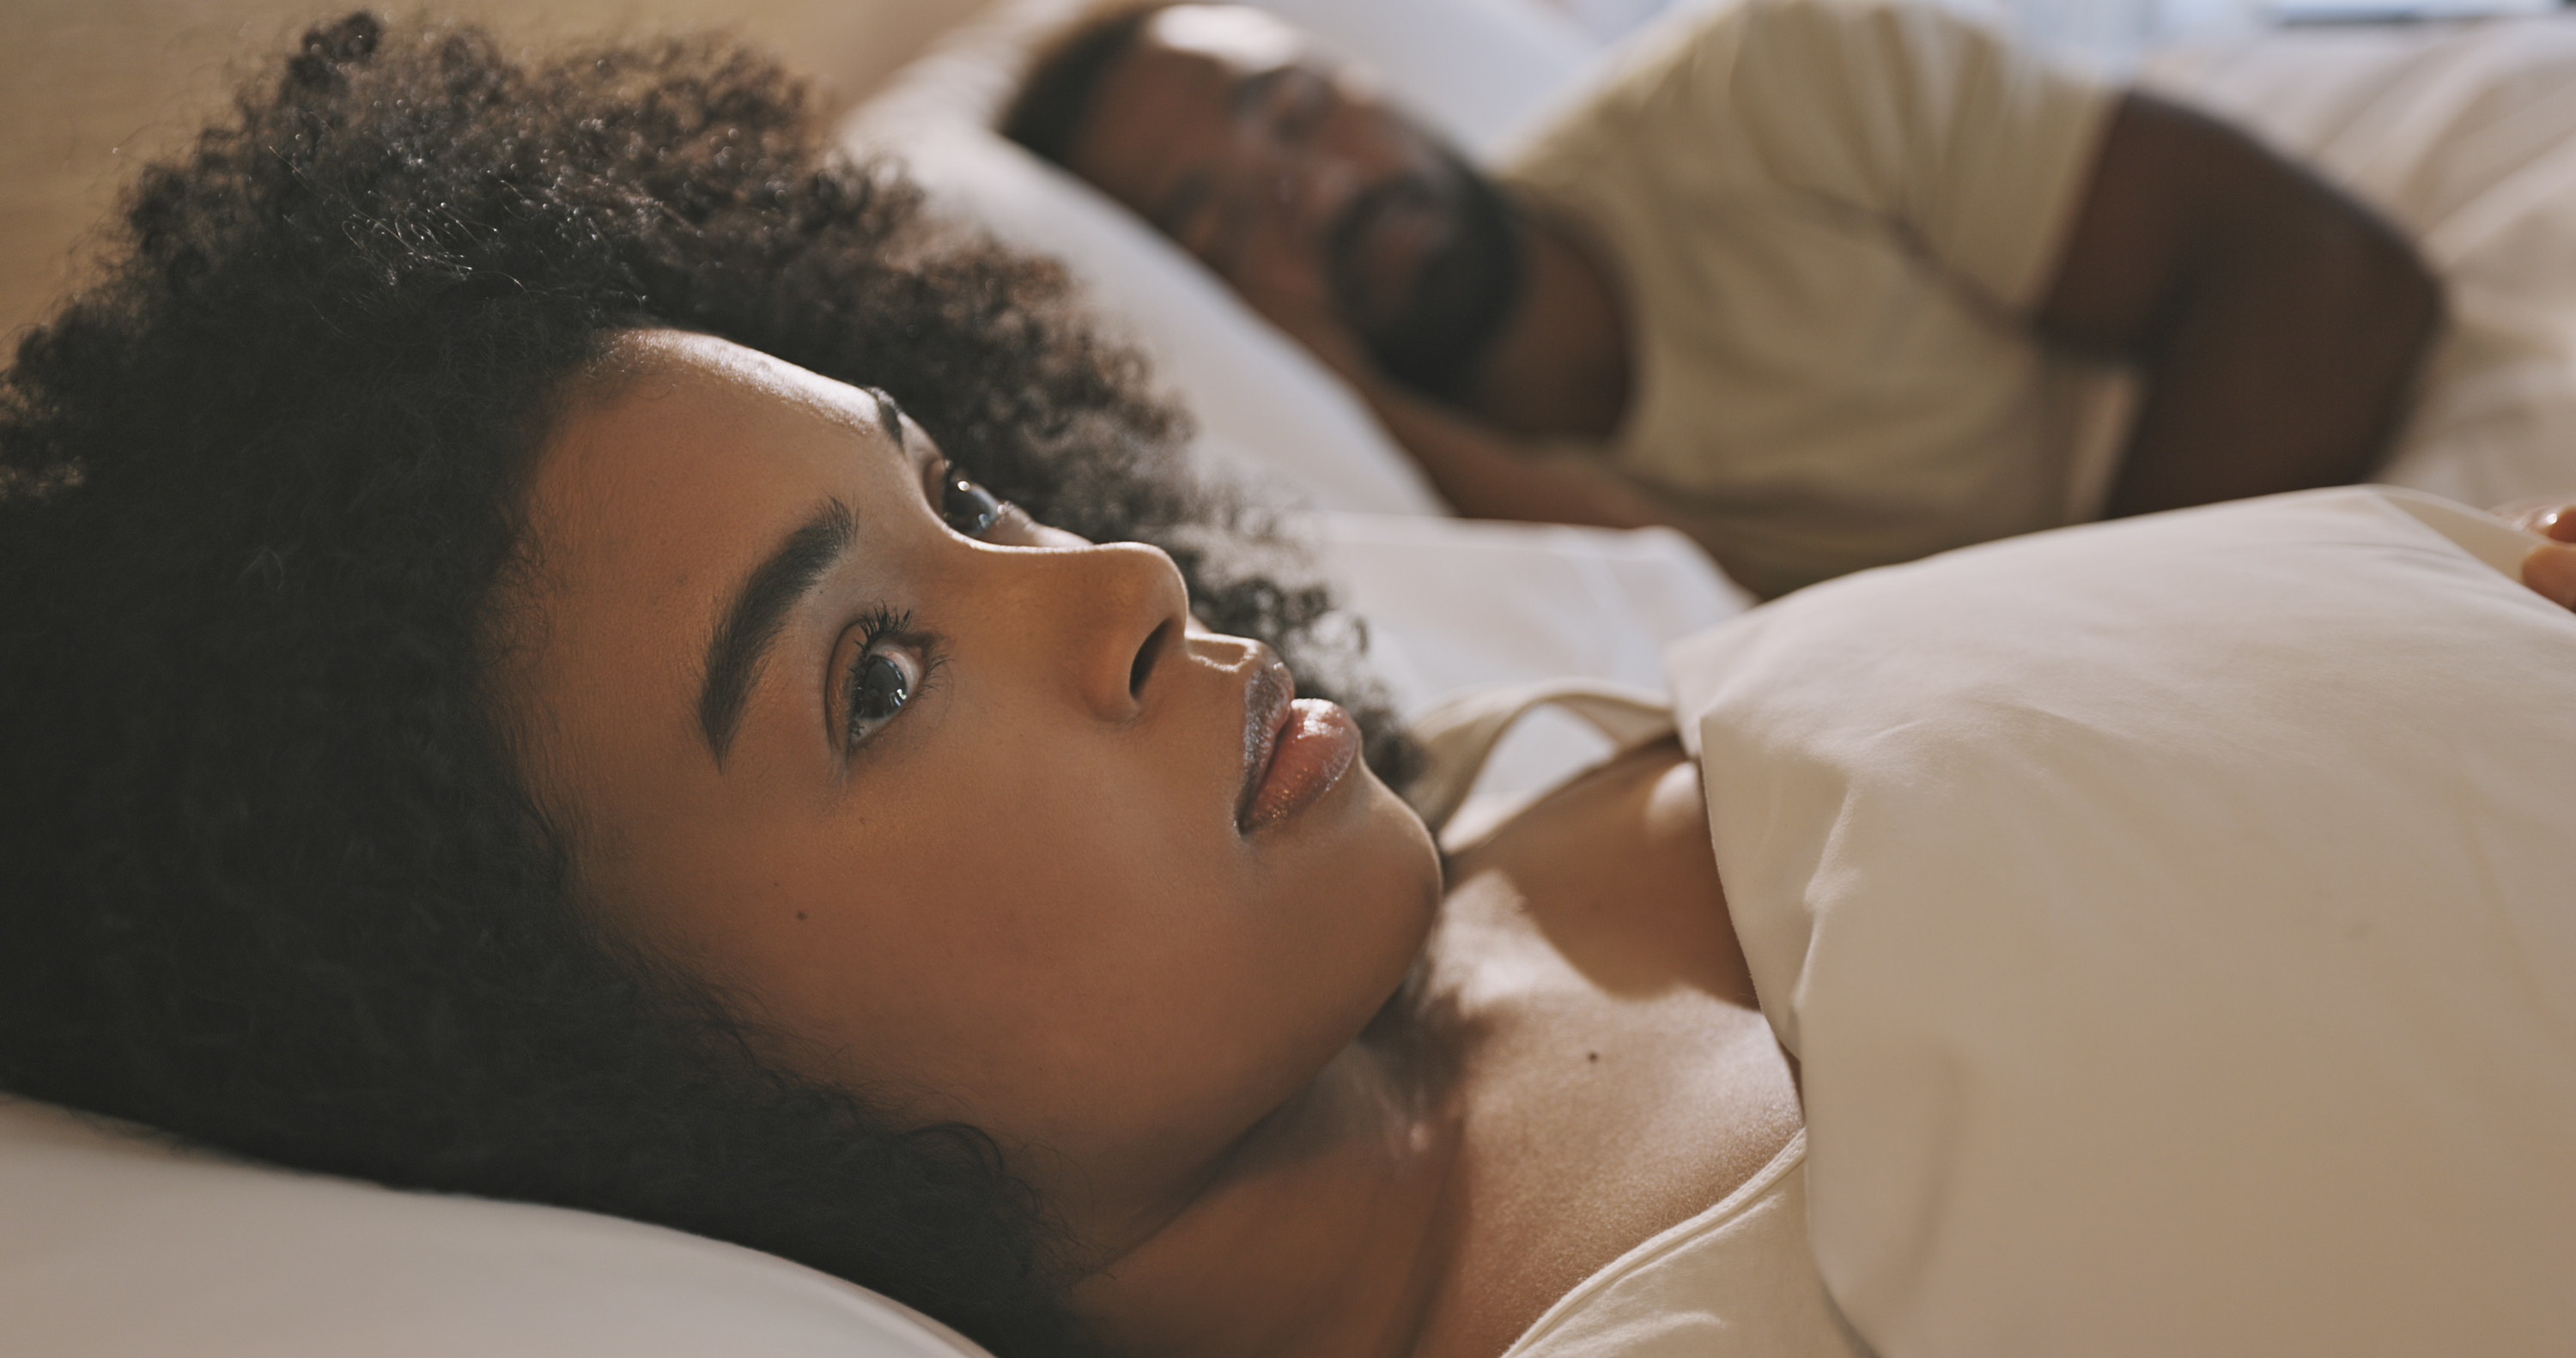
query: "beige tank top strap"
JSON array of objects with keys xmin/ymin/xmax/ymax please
[{"xmin": 1404, "ymin": 678, "xmax": 1676, "ymax": 835}]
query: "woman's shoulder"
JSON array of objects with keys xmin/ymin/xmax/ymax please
[
  {"xmin": 1407, "ymin": 741, "xmax": 1804, "ymax": 1358},
  {"xmin": 1443, "ymin": 739, "xmax": 1750, "ymax": 1009}
]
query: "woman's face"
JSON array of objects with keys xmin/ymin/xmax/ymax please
[{"xmin": 498, "ymin": 330, "xmax": 1441, "ymax": 1229}]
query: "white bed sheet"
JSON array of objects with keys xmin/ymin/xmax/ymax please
[{"xmin": 1306, "ymin": 513, "xmax": 1753, "ymax": 813}]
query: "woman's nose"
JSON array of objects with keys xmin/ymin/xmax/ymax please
[{"xmin": 1023, "ymin": 540, "xmax": 1193, "ymax": 721}]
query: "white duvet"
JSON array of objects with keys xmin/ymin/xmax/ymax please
[{"xmin": 1672, "ymin": 488, "xmax": 2576, "ymax": 1356}]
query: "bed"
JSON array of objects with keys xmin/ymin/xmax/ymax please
[{"xmin": 4, "ymin": 0, "xmax": 2573, "ymax": 1353}]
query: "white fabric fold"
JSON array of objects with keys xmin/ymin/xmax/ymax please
[{"xmin": 1670, "ymin": 487, "xmax": 2576, "ymax": 1357}]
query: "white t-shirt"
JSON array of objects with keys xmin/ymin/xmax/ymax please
[{"xmin": 1504, "ymin": 0, "xmax": 2128, "ymax": 597}]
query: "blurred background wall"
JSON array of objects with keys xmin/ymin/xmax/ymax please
[{"xmin": 0, "ymin": 0, "xmax": 988, "ymax": 339}]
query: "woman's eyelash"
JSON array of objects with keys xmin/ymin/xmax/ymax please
[
  {"xmin": 841, "ymin": 606, "xmax": 945, "ymax": 752},
  {"xmin": 855, "ymin": 603, "xmax": 909, "ymax": 646}
]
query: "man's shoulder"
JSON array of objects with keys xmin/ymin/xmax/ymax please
[
  {"xmin": 1499, "ymin": 0, "xmax": 1745, "ymax": 185},
  {"xmin": 1504, "ymin": 0, "xmax": 1961, "ymax": 166}
]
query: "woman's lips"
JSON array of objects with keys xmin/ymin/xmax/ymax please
[{"xmin": 1236, "ymin": 663, "xmax": 1360, "ymax": 834}]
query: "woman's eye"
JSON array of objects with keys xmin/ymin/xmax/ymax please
[
  {"xmin": 941, "ymin": 472, "xmax": 1003, "ymax": 538},
  {"xmin": 842, "ymin": 628, "xmax": 929, "ymax": 749}
]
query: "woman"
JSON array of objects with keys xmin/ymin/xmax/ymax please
[
  {"xmin": 3, "ymin": 15, "xmax": 2570, "ymax": 1358},
  {"xmin": 0, "ymin": 15, "xmax": 1792, "ymax": 1355}
]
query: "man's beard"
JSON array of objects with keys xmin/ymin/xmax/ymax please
[{"xmin": 1327, "ymin": 150, "xmax": 1524, "ymax": 403}]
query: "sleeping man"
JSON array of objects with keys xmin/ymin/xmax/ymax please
[{"xmin": 1003, "ymin": 0, "xmax": 2445, "ymax": 597}]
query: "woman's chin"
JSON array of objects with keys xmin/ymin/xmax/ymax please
[{"xmin": 1363, "ymin": 773, "xmax": 1448, "ymax": 979}]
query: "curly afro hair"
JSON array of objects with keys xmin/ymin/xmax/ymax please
[{"xmin": 0, "ymin": 13, "xmax": 1413, "ymax": 1354}]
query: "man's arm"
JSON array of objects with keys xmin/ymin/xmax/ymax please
[
  {"xmin": 1216, "ymin": 224, "xmax": 1683, "ymax": 533},
  {"xmin": 2038, "ymin": 92, "xmax": 2443, "ymax": 518}
]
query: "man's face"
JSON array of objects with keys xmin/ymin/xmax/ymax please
[{"xmin": 1065, "ymin": 4, "xmax": 1522, "ymax": 397}]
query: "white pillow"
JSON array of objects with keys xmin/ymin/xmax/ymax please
[
  {"xmin": 0, "ymin": 1098, "xmax": 993, "ymax": 1357},
  {"xmin": 1669, "ymin": 487, "xmax": 2576, "ymax": 1355},
  {"xmin": 854, "ymin": 0, "xmax": 1595, "ymax": 169},
  {"xmin": 841, "ymin": 0, "xmax": 1599, "ymax": 517}
]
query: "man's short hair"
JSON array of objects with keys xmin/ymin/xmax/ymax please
[{"xmin": 999, "ymin": 3, "xmax": 1174, "ymax": 167}]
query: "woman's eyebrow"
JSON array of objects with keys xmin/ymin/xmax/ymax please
[
  {"xmin": 697, "ymin": 498, "xmax": 856, "ymax": 764},
  {"xmin": 865, "ymin": 387, "xmax": 907, "ymax": 450}
]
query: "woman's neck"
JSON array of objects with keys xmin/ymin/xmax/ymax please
[
  {"xmin": 1076, "ymin": 744, "xmax": 1791, "ymax": 1357},
  {"xmin": 1071, "ymin": 989, "xmax": 1472, "ymax": 1358}
]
